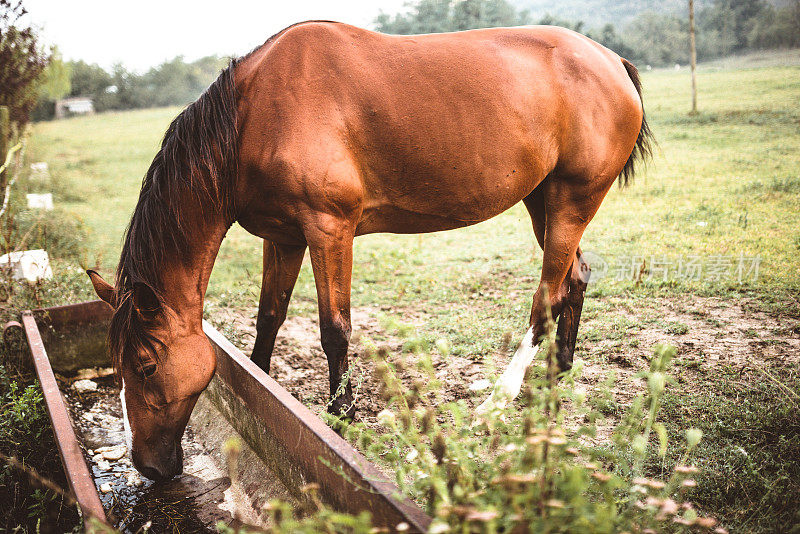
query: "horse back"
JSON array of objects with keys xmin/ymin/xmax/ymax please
[{"xmin": 234, "ymin": 22, "xmax": 643, "ymax": 237}]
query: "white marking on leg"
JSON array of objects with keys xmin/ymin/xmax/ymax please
[
  {"xmin": 120, "ymin": 378, "xmax": 132, "ymax": 452},
  {"xmin": 476, "ymin": 326, "xmax": 542, "ymax": 416}
]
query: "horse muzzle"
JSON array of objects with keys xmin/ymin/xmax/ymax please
[{"xmin": 133, "ymin": 441, "xmax": 184, "ymax": 481}]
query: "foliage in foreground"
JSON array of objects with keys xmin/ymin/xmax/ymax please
[
  {"xmin": 232, "ymin": 312, "xmax": 723, "ymax": 533},
  {"xmin": 0, "ymin": 128, "xmax": 92, "ymax": 530},
  {"xmin": 0, "ymin": 365, "xmax": 82, "ymax": 532},
  {"xmin": 657, "ymin": 364, "xmax": 800, "ymax": 532},
  {"xmin": 0, "ymin": 263, "xmax": 94, "ymax": 533}
]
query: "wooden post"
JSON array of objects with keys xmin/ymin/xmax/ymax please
[
  {"xmin": 689, "ymin": 0, "xmax": 698, "ymax": 114},
  {"xmin": 0, "ymin": 106, "xmax": 9, "ymax": 209}
]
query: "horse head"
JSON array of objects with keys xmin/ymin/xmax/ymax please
[{"xmin": 88, "ymin": 270, "xmax": 216, "ymax": 481}]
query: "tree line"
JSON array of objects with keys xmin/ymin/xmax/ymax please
[
  {"xmin": 3, "ymin": 0, "xmax": 799, "ymax": 127},
  {"xmin": 32, "ymin": 55, "xmax": 230, "ymax": 120},
  {"xmin": 375, "ymin": 0, "xmax": 800, "ymax": 67},
  {"xmin": 2, "ymin": 2, "xmax": 231, "ymax": 123},
  {"xmin": 34, "ymin": 0, "xmax": 800, "ymax": 122}
]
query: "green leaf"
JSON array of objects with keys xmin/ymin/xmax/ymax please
[{"xmin": 654, "ymin": 422, "xmax": 668, "ymax": 457}]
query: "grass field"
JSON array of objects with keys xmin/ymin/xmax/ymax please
[
  {"xmin": 18, "ymin": 58, "xmax": 800, "ymax": 531},
  {"xmin": 27, "ymin": 62, "xmax": 800, "ymax": 300}
]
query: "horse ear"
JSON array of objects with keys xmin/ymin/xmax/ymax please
[
  {"xmin": 87, "ymin": 270, "xmax": 116, "ymax": 308},
  {"xmin": 133, "ymin": 282, "xmax": 161, "ymax": 318}
]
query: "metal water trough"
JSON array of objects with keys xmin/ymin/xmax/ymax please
[{"xmin": 10, "ymin": 300, "xmax": 431, "ymax": 531}]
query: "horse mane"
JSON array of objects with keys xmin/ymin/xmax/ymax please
[
  {"xmin": 105, "ymin": 23, "xmax": 339, "ymax": 377},
  {"xmin": 108, "ymin": 59, "xmax": 240, "ymax": 376}
]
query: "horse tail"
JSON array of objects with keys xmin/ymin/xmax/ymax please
[{"xmin": 618, "ymin": 58, "xmax": 654, "ymax": 187}]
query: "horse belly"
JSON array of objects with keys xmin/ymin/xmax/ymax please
[{"xmin": 355, "ymin": 164, "xmax": 542, "ymax": 235}]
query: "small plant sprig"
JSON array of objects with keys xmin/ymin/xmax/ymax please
[{"xmin": 259, "ymin": 305, "xmax": 724, "ymax": 533}]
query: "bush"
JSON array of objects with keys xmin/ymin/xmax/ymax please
[
  {"xmin": 0, "ymin": 263, "xmax": 93, "ymax": 532},
  {"xmin": 2, "ymin": 208, "xmax": 87, "ymax": 261},
  {"xmin": 246, "ymin": 310, "xmax": 721, "ymax": 533},
  {"xmin": 0, "ymin": 0, "xmax": 51, "ymax": 127},
  {"xmin": 1, "ymin": 133, "xmax": 89, "ymax": 264},
  {"xmin": 0, "ymin": 366, "xmax": 81, "ymax": 532},
  {"xmin": 0, "ymin": 138, "xmax": 92, "ymax": 530}
]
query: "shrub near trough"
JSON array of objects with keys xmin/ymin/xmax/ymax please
[
  {"xmin": 245, "ymin": 309, "xmax": 725, "ymax": 534},
  {"xmin": 0, "ymin": 137, "xmax": 93, "ymax": 531},
  {"xmin": 0, "ymin": 265, "xmax": 93, "ymax": 533},
  {"xmin": 0, "ymin": 365, "xmax": 82, "ymax": 532}
]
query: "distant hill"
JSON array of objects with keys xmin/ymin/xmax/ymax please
[
  {"xmin": 511, "ymin": 0, "xmax": 708, "ymax": 29},
  {"xmin": 513, "ymin": 0, "xmax": 789, "ymax": 29}
]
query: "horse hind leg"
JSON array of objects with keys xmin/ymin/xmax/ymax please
[
  {"xmin": 477, "ymin": 175, "xmax": 610, "ymax": 416},
  {"xmin": 528, "ymin": 171, "xmax": 611, "ymax": 374},
  {"xmin": 251, "ymin": 240, "xmax": 306, "ymax": 373},
  {"xmin": 554, "ymin": 247, "xmax": 590, "ymax": 372},
  {"xmin": 522, "ymin": 184, "xmax": 588, "ymax": 372}
]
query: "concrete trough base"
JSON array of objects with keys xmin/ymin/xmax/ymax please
[{"xmin": 14, "ymin": 300, "xmax": 431, "ymax": 532}]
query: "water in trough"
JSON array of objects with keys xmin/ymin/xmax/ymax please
[{"xmin": 63, "ymin": 374, "xmax": 294, "ymax": 532}]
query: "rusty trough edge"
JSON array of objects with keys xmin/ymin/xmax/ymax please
[
  {"xmin": 29, "ymin": 299, "xmax": 111, "ymax": 329},
  {"xmin": 203, "ymin": 320, "xmax": 433, "ymax": 533},
  {"xmin": 21, "ymin": 299, "xmax": 430, "ymax": 531},
  {"xmin": 20, "ymin": 311, "xmax": 108, "ymax": 525}
]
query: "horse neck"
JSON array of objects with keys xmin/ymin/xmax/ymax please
[{"xmin": 158, "ymin": 218, "xmax": 229, "ymax": 326}]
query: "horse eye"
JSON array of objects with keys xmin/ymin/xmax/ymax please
[{"xmin": 139, "ymin": 362, "xmax": 157, "ymax": 379}]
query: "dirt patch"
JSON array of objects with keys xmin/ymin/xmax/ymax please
[
  {"xmin": 575, "ymin": 296, "xmax": 800, "ymax": 444},
  {"xmin": 582, "ymin": 296, "xmax": 799, "ymax": 382},
  {"xmin": 211, "ymin": 296, "xmax": 800, "ymax": 437},
  {"xmin": 209, "ymin": 306, "xmax": 490, "ymax": 428}
]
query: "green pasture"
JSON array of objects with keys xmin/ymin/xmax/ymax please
[
  {"xmin": 27, "ymin": 62, "xmax": 800, "ymax": 324},
  {"xmin": 21, "ymin": 59, "xmax": 800, "ymax": 531}
]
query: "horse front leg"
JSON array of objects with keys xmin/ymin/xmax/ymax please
[
  {"xmin": 306, "ymin": 217, "xmax": 356, "ymax": 419},
  {"xmin": 251, "ymin": 240, "xmax": 306, "ymax": 373}
]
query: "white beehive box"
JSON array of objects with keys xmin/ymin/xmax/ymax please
[
  {"xmin": 0, "ymin": 249, "xmax": 53, "ymax": 282},
  {"xmin": 26, "ymin": 193, "xmax": 54, "ymax": 210},
  {"xmin": 29, "ymin": 162, "xmax": 51, "ymax": 184}
]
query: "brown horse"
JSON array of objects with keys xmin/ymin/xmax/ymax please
[{"xmin": 87, "ymin": 21, "xmax": 651, "ymax": 480}]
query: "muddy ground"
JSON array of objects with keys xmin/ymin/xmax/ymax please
[{"xmin": 211, "ymin": 295, "xmax": 800, "ymax": 437}]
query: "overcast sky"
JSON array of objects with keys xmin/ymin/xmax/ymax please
[{"xmin": 23, "ymin": 1, "xmax": 409, "ymax": 72}]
